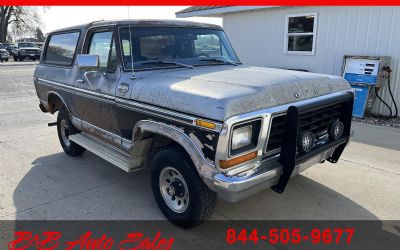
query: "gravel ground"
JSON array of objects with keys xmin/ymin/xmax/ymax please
[{"xmin": 352, "ymin": 116, "xmax": 400, "ymax": 129}]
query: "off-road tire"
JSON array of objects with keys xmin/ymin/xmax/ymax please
[
  {"xmin": 57, "ymin": 109, "xmax": 86, "ymax": 156},
  {"xmin": 150, "ymin": 145, "xmax": 216, "ymax": 228}
]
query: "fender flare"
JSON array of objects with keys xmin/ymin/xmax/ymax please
[{"xmin": 133, "ymin": 120, "xmax": 218, "ymax": 188}]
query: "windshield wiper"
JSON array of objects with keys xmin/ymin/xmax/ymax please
[
  {"xmin": 141, "ymin": 60, "xmax": 194, "ymax": 69},
  {"xmin": 200, "ymin": 57, "xmax": 238, "ymax": 66}
]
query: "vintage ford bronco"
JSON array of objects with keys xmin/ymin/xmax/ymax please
[{"xmin": 34, "ymin": 20, "xmax": 353, "ymax": 227}]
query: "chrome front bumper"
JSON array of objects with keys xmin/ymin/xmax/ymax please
[
  {"xmin": 210, "ymin": 146, "xmax": 340, "ymax": 202},
  {"xmin": 19, "ymin": 52, "xmax": 40, "ymax": 57}
]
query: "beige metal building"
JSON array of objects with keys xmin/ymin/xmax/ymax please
[{"xmin": 176, "ymin": 6, "xmax": 400, "ymax": 117}]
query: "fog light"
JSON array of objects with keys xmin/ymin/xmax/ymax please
[
  {"xmin": 297, "ymin": 131, "xmax": 315, "ymax": 153},
  {"xmin": 329, "ymin": 121, "xmax": 344, "ymax": 140}
]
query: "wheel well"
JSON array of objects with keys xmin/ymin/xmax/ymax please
[
  {"xmin": 139, "ymin": 132, "xmax": 187, "ymax": 165},
  {"xmin": 47, "ymin": 93, "xmax": 66, "ymax": 114}
]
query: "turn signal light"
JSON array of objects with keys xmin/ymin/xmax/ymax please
[
  {"xmin": 195, "ymin": 119, "xmax": 216, "ymax": 129},
  {"xmin": 219, "ymin": 151, "xmax": 257, "ymax": 169}
]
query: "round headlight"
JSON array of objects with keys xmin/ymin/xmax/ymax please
[
  {"xmin": 297, "ymin": 131, "xmax": 315, "ymax": 154},
  {"xmin": 329, "ymin": 121, "xmax": 344, "ymax": 140}
]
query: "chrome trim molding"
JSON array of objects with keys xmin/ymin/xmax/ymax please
[
  {"xmin": 116, "ymin": 98, "xmax": 222, "ymax": 132},
  {"xmin": 37, "ymin": 77, "xmax": 222, "ymax": 132},
  {"xmin": 215, "ymin": 89, "xmax": 354, "ymax": 174},
  {"xmin": 133, "ymin": 120, "xmax": 218, "ymax": 190},
  {"xmin": 227, "ymin": 117, "xmax": 263, "ymax": 158},
  {"xmin": 39, "ymin": 78, "xmax": 114, "ymax": 101}
]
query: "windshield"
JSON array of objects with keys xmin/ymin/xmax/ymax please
[
  {"xmin": 119, "ymin": 27, "xmax": 239, "ymax": 70},
  {"xmin": 18, "ymin": 43, "xmax": 37, "ymax": 48}
]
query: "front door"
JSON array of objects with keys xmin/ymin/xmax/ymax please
[{"xmin": 74, "ymin": 27, "xmax": 121, "ymax": 142}]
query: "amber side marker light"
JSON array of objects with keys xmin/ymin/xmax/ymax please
[
  {"xmin": 219, "ymin": 151, "xmax": 257, "ymax": 169},
  {"xmin": 195, "ymin": 119, "xmax": 216, "ymax": 129}
]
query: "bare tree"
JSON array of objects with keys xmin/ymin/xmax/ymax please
[
  {"xmin": 36, "ymin": 27, "xmax": 45, "ymax": 42},
  {"xmin": 0, "ymin": 6, "xmax": 42, "ymax": 43}
]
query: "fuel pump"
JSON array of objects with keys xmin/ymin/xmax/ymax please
[{"xmin": 342, "ymin": 55, "xmax": 396, "ymax": 118}]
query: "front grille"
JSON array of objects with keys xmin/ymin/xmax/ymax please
[
  {"xmin": 23, "ymin": 49, "xmax": 38, "ymax": 54},
  {"xmin": 265, "ymin": 101, "xmax": 345, "ymax": 156}
]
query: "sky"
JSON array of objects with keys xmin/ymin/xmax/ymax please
[{"xmin": 41, "ymin": 6, "xmax": 222, "ymax": 33}]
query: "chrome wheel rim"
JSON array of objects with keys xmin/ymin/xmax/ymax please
[
  {"xmin": 159, "ymin": 166, "xmax": 189, "ymax": 213},
  {"xmin": 60, "ymin": 119, "xmax": 71, "ymax": 147}
]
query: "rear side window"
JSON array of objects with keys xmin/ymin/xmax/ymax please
[{"xmin": 44, "ymin": 32, "xmax": 80, "ymax": 65}]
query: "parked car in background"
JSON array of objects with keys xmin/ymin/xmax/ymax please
[
  {"xmin": 3, "ymin": 43, "xmax": 14, "ymax": 54},
  {"xmin": 12, "ymin": 42, "xmax": 41, "ymax": 61},
  {"xmin": 0, "ymin": 43, "xmax": 10, "ymax": 62}
]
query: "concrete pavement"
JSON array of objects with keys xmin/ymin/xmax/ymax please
[{"xmin": 0, "ymin": 65, "xmax": 399, "ymax": 222}]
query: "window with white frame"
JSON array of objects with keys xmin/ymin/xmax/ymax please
[{"xmin": 284, "ymin": 13, "xmax": 317, "ymax": 55}]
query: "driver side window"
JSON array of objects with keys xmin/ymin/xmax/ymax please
[
  {"xmin": 88, "ymin": 31, "xmax": 118, "ymax": 72},
  {"xmin": 194, "ymin": 34, "xmax": 222, "ymax": 57}
]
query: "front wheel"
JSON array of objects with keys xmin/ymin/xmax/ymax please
[
  {"xmin": 151, "ymin": 146, "xmax": 216, "ymax": 228},
  {"xmin": 57, "ymin": 109, "xmax": 86, "ymax": 156}
]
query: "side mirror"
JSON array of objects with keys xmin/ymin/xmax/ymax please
[{"xmin": 76, "ymin": 54, "xmax": 100, "ymax": 71}]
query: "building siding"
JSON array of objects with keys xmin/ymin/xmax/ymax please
[{"xmin": 222, "ymin": 6, "xmax": 400, "ymax": 116}]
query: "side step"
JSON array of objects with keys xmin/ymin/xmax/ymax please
[{"xmin": 69, "ymin": 132, "xmax": 133, "ymax": 172}]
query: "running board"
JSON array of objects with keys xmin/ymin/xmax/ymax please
[{"xmin": 69, "ymin": 132, "xmax": 138, "ymax": 173}]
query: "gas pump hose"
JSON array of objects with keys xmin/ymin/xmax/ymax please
[{"xmin": 373, "ymin": 66, "xmax": 398, "ymax": 118}]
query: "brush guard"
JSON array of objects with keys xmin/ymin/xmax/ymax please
[{"xmin": 271, "ymin": 93, "xmax": 354, "ymax": 193}]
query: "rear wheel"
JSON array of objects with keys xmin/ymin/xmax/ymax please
[
  {"xmin": 57, "ymin": 109, "xmax": 85, "ymax": 156},
  {"xmin": 151, "ymin": 146, "xmax": 216, "ymax": 228}
]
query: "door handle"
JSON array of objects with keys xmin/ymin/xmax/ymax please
[
  {"xmin": 75, "ymin": 79, "xmax": 84, "ymax": 84},
  {"xmin": 118, "ymin": 84, "xmax": 129, "ymax": 93}
]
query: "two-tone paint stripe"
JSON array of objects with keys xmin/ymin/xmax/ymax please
[{"xmin": 36, "ymin": 77, "xmax": 222, "ymax": 132}]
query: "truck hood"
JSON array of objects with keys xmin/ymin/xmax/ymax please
[{"xmin": 131, "ymin": 65, "xmax": 351, "ymax": 121}]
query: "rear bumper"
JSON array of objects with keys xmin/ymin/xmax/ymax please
[{"xmin": 211, "ymin": 140, "xmax": 346, "ymax": 202}]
